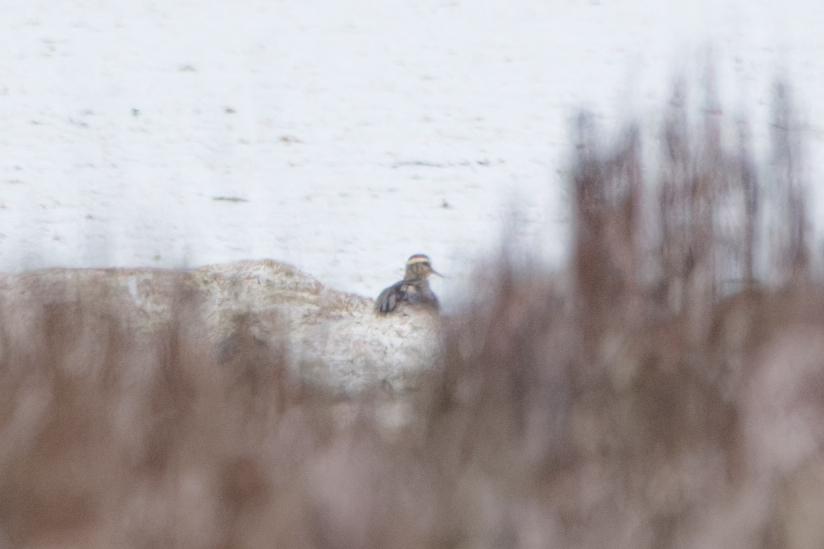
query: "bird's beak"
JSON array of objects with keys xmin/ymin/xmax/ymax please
[{"xmin": 431, "ymin": 268, "xmax": 444, "ymax": 278}]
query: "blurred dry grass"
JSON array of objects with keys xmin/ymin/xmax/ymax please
[{"xmin": 2, "ymin": 77, "xmax": 824, "ymax": 549}]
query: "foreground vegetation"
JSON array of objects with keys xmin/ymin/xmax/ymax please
[{"xmin": 1, "ymin": 78, "xmax": 823, "ymax": 549}]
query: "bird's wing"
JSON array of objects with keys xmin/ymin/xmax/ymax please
[{"xmin": 376, "ymin": 281, "xmax": 404, "ymax": 313}]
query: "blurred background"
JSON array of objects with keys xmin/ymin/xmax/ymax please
[{"xmin": 0, "ymin": 0, "xmax": 823, "ymax": 309}]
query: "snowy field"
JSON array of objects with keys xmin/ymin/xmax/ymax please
[{"xmin": 0, "ymin": 0, "xmax": 823, "ymax": 310}]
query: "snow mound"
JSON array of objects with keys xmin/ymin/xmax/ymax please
[{"xmin": 0, "ymin": 260, "xmax": 441, "ymax": 395}]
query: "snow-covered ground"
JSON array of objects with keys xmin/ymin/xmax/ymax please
[{"xmin": 1, "ymin": 0, "xmax": 823, "ymax": 311}]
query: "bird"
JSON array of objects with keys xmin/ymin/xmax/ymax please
[{"xmin": 376, "ymin": 254, "xmax": 442, "ymax": 314}]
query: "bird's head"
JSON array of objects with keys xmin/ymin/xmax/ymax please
[{"xmin": 405, "ymin": 254, "xmax": 442, "ymax": 280}]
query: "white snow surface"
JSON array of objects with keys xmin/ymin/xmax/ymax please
[{"xmin": 0, "ymin": 0, "xmax": 823, "ymax": 310}]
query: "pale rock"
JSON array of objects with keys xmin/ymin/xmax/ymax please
[{"xmin": 0, "ymin": 260, "xmax": 441, "ymax": 395}]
